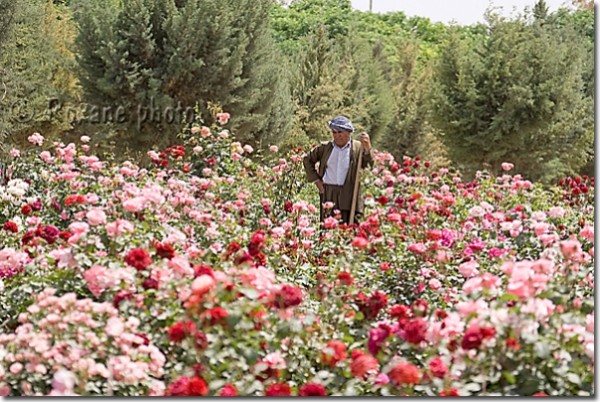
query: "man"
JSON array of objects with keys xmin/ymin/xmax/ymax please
[{"xmin": 303, "ymin": 115, "xmax": 374, "ymax": 225}]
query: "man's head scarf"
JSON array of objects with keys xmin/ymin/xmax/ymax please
[{"xmin": 328, "ymin": 116, "xmax": 354, "ymax": 133}]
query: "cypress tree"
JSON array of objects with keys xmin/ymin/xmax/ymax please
[
  {"xmin": 73, "ymin": 0, "xmax": 292, "ymax": 152},
  {"xmin": 430, "ymin": 10, "xmax": 592, "ymax": 182}
]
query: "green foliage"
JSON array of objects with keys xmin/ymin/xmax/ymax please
[
  {"xmin": 73, "ymin": 0, "xmax": 293, "ymax": 152},
  {"xmin": 374, "ymin": 37, "xmax": 433, "ymax": 161},
  {"xmin": 430, "ymin": 10, "xmax": 593, "ymax": 183},
  {"xmin": 0, "ymin": 0, "xmax": 81, "ymax": 150}
]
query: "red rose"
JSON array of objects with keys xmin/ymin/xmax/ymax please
[
  {"xmin": 141, "ymin": 277, "xmax": 159, "ymax": 290},
  {"xmin": 218, "ymin": 384, "xmax": 238, "ymax": 396},
  {"xmin": 124, "ymin": 247, "xmax": 152, "ymax": 271},
  {"xmin": 187, "ymin": 377, "xmax": 208, "ymax": 396},
  {"xmin": 389, "ymin": 304, "xmax": 412, "ymax": 320},
  {"xmin": 3, "ymin": 221, "xmax": 18, "ymax": 233},
  {"xmin": 389, "ymin": 361, "xmax": 422, "ymax": 386},
  {"xmin": 21, "ymin": 204, "xmax": 32, "ymax": 215},
  {"xmin": 167, "ymin": 321, "xmax": 190, "ymax": 343},
  {"xmin": 350, "ymin": 350, "xmax": 379, "ymax": 379},
  {"xmin": 203, "ymin": 307, "xmax": 228, "ymax": 325},
  {"xmin": 461, "ymin": 327, "xmax": 483, "ymax": 350},
  {"xmin": 401, "ymin": 318, "xmax": 428, "ymax": 344},
  {"xmin": 298, "ymin": 383, "xmax": 326, "ymax": 396},
  {"xmin": 273, "ymin": 285, "xmax": 303, "ymax": 309},
  {"xmin": 440, "ymin": 388, "xmax": 459, "ymax": 396},
  {"xmin": 265, "ymin": 383, "xmax": 291, "ymax": 396},
  {"xmin": 428, "ymin": 356, "xmax": 448, "ymax": 379},
  {"xmin": 337, "ymin": 271, "xmax": 354, "ymax": 286},
  {"xmin": 154, "ymin": 242, "xmax": 175, "ymax": 259}
]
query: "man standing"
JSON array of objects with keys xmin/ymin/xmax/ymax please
[{"xmin": 303, "ymin": 115, "xmax": 373, "ymax": 225}]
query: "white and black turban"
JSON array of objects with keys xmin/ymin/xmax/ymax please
[{"xmin": 328, "ymin": 115, "xmax": 354, "ymax": 133}]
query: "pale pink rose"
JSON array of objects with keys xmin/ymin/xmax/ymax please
[
  {"xmin": 147, "ymin": 151, "xmax": 160, "ymax": 160},
  {"xmin": 216, "ymin": 112, "xmax": 230, "ymax": 125},
  {"xmin": 579, "ymin": 225, "xmax": 594, "ymax": 243},
  {"xmin": 559, "ymin": 239, "xmax": 582, "ymax": 259},
  {"xmin": 548, "ymin": 206, "xmax": 566, "ymax": 219},
  {"xmin": 168, "ymin": 256, "xmax": 193, "ymax": 276},
  {"xmin": 106, "ymin": 317, "xmax": 125, "ymax": 337},
  {"xmin": 193, "ymin": 146, "xmax": 203, "ymax": 154},
  {"xmin": 27, "ymin": 132, "xmax": 44, "ymax": 146},
  {"xmin": 501, "ymin": 162, "xmax": 514, "ymax": 171},
  {"xmin": 243, "ymin": 144, "xmax": 254, "ymax": 154},
  {"xmin": 191, "ymin": 275, "xmax": 215, "ymax": 297},
  {"xmin": 458, "ymin": 261, "xmax": 479, "ymax": 278},
  {"xmin": 39, "ymin": 151, "xmax": 54, "ymax": 163},
  {"xmin": 462, "ymin": 277, "xmax": 483, "ymax": 295},
  {"xmin": 83, "ymin": 265, "xmax": 109, "ymax": 297},
  {"xmin": 123, "ymin": 197, "xmax": 146, "ymax": 212},
  {"xmin": 428, "ymin": 278, "xmax": 442, "ymax": 291},
  {"xmin": 407, "ymin": 243, "xmax": 427, "ymax": 254},
  {"xmin": 263, "ymin": 352, "xmax": 286, "ymax": 369},
  {"xmin": 269, "ymin": 145, "xmax": 279, "ymax": 152},
  {"xmin": 80, "ymin": 135, "xmax": 91, "ymax": 143},
  {"xmin": 105, "ymin": 219, "xmax": 134, "ymax": 238},
  {"xmin": 201, "ymin": 126, "xmax": 211, "ymax": 137},
  {"xmin": 10, "ymin": 148, "xmax": 20, "ymax": 158},
  {"xmin": 86, "ymin": 208, "xmax": 107, "ymax": 226},
  {"xmin": 533, "ymin": 222, "xmax": 549, "ymax": 236},
  {"xmin": 82, "ymin": 145, "xmax": 90, "ymax": 151},
  {"xmin": 231, "ymin": 152, "xmax": 242, "ymax": 161},
  {"xmin": 9, "ymin": 362, "xmax": 23, "ymax": 374},
  {"xmin": 190, "ymin": 126, "xmax": 201, "ymax": 134}
]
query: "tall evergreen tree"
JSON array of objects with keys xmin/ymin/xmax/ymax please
[
  {"xmin": 430, "ymin": 10, "xmax": 592, "ymax": 182},
  {"xmin": 0, "ymin": 0, "xmax": 80, "ymax": 150},
  {"xmin": 73, "ymin": 0, "xmax": 293, "ymax": 151},
  {"xmin": 375, "ymin": 37, "xmax": 434, "ymax": 161}
]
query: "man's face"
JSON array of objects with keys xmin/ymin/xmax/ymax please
[{"xmin": 331, "ymin": 129, "xmax": 351, "ymax": 147}]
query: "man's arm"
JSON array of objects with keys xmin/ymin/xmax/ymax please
[
  {"xmin": 303, "ymin": 144, "xmax": 324, "ymax": 183},
  {"xmin": 303, "ymin": 144, "xmax": 325, "ymax": 193}
]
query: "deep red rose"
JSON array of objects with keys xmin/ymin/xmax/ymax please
[
  {"xmin": 141, "ymin": 277, "xmax": 159, "ymax": 290},
  {"xmin": 402, "ymin": 318, "xmax": 428, "ymax": 344},
  {"xmin": 154, "ymin": 242, "xmax": 175, "ymax": 259},
  {"xmin": 265, "ymin": 383, "xmax": 291, "ymax": 397},
  {"xmin": 428, "ymin": 356, "xmax": 448, "ymax": 379},
  {"xmin": 193, "ymin": 264, "xmax": 215, "ymax": 277},
  {"xmin": 124, "ymin": 247, "xmax": 152, "ymax": 271},
  {"xmin": 3, "ymin": 221, "xmax": 18, "ymax": 233},
  {"xmin": 40, "ymin": 225, "xmax": 59, "ymax": 244},
  {"xmin": 389, "ymin": 304, "xmax": 412, "ymax": 320},
  {"xmin": 168, "ymin": 321, "xmax": 191, "ymax": 343},
  {"xmin": 203, "ymin": 307, "xmax": 228, "ymax": 325},
  {"xmin": 112, "ymin": 290, "xmax": 134, "ymax": 308},
  {"xmin": 337, "ymin": 271, "xmax": 354, "ymax": 286},
  {"xmin": 21, "ymin": 204, "xmax": 32, "ymax": 215},
  {"xmin": 440, "ymin": 388, "xmax": 460, "ymax": 396},
  {"xmin": 461, "ymin": 327, "xmax": 483, "ymax": 350},
  {"xmin": 298, "ymin": 383, "xmax": 326, "ymax": 396},
  {"xmin": 218, "ymin": 384, "xmax": 238, "ymax": 396},
  {"xmin": 273, "ymin": 285, "xmax": 303, "ymax": 309},
  {"xmin": 31, "ymin": 199, "xmax": 42, "ymax": 211}
]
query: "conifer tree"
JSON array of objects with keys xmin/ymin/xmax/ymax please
[
  {"xmin": 374, "ymin": 37, "xmax": 433, "ymax": 161},
  {"xmin": 73, "ymin": 0, "xmax": 292, "ymax": 151},
  {"xmin": 430, "ymin": 10, "xmax": 592, "ymax": 182},
  {"xmin": 0, "ymin": 0, "xmax": 80, "ymax": 150}
]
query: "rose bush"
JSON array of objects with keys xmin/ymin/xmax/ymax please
[{"xmin": 0, "ymin": 114, "xmax": 593, "ymax": 396}]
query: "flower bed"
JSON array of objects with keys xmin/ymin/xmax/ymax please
[{"xmin": 0, "ymin": 118, "xmax": 593, "ymax": 396}]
